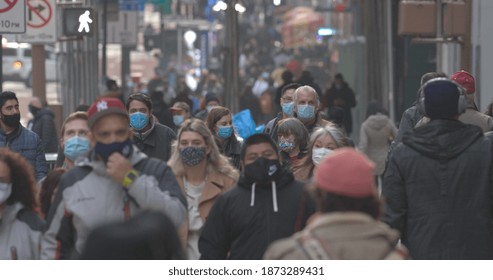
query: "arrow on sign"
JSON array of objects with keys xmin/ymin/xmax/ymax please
[{"xmin": 28, "ymin": 4, "xmax": 45, "ymax": 20}]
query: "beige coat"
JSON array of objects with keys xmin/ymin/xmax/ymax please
[
  {"xmin": 264, "ymin": 212, "xmax": 408, "ymax": 260},
  {"xmin": 177, "ymin": 171, "xmax": 237, "ymax": 248},
  {"xmin": 359, "ymin": 114, "xmax": 397, "ymax": 175},
  {"xmin": 416, "ymin": 108, "xmax": 493, "ymax": 132}
]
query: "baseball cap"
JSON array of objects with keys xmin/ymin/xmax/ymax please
[
  {"xmin": 451, "ymin": 70, "xmax": 475, "ymax": 94},
  {"xmin": 170, "ymin": 102, "xmax": 190, "ymax": 113},
  {"xmin": 87, "ymin": 97, "xmax": 129, "ymax": 128}
]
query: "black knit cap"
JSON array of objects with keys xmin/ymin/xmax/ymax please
[
  {"xmin": 240, "ymin": 133, "xmax": 279, "ymax": 161},
  {"xmin": 423, "ymin": 78, "xmax": 461, "ymax": 119}
]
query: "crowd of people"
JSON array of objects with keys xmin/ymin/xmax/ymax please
[{"xmin": 1, "ymin": 65, "xmax": 493, "ymax": 260}]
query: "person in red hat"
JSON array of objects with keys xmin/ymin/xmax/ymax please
[
  {"xmin": 41, "ymin": 97, "xmax": 186, "ymax": 259},
  {"xmin": 416, "ymin": 70, "xmax": 493, "ymax": 132},
  {"xmin": 264, "ymin": 148, "xmax": 408, "ymax": 260}
]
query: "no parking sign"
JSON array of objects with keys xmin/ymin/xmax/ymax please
[
  {"xmin": 17, "ymin": 0, "xmax": 57, "ymax": 43},
  {"xmin": 0, "ymin": 0, "xmax": 26, "ymax": 33}
]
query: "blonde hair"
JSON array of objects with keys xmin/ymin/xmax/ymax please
[{"xmin": 167, "ymin": 119, "xmax": 239, "ymax": 181}]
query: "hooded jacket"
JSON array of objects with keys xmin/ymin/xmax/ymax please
[
  {"xmin": 0, "ymin": 125, "xmax": 48, "ymax": 181},
  {"xmin": 133, "ymin": 117, "xmax": 177, "ymax": 162},
  {"xmin": 359, "ymin": 113, "xmax": 397, "ymax": 175},
  {"xmin": 383, "ymin": 119, "xmax": 493, "ymax": 259},
  {"xmin": 0, "ymin": 202, "xmax": 44, "ymax": 259},
  {"xmin": 29, "ymin": 108, "xmax": 58, "ymax": 153},
  {"xmin": 198, "ymin": 166, "xmax": 315, "ymax": 260},
  {"xmin": 41, "ymin": 146, "xmax": 187, "ymax": 259},
  {"xmin": 264, "ymin": 212, "xmax": 408, "ymax": 260}
]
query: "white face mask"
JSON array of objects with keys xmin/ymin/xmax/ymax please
[
  {"xmin": 312, "ymin": 148, "xmax": 333, "ymax": 167},
  {"xmin": 0, "ymin": 182, "xmax": 12, "ymax": 204}
]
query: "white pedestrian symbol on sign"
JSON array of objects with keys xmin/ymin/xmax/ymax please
[{"xmin": 78, "ymin": 10, "xmax": 92, "ymax": 33}]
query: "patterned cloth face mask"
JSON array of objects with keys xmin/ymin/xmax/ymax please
[{"xmin": 180, "ymin": 146, "xmax": 207, "ymax": 166}]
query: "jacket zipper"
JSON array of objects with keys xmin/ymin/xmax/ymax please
[{"xmin": 123, "ymin": 195, "xmax": 130, "ymax": 221}]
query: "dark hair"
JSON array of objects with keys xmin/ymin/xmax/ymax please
[
  {"xmin": 75, "ymin": 104, "xmax": 90, "ymax": 112},
  {"xmin": 0, "ymin": 91, "xmax": 19, "ymax": 110},
  {"xmin": 335, "ymin": 73, "xmax": 344, "ymax": 80},
  {"xmin": 417, "ymin": 72, "xmax": 448, "ymax": 98},
  {"xmin": 327, "ymin": 106, "xmax": 345, "ymax": 127},
  {"xmin": 313, "ymin": 189, "xmax": 381, "ymax": 219},
  {"xmin": 281, "ymin": 83, "xmax": 302, "ymax": 97},
  {"xmin": 106, "ymin": 79, "xmax": 117, "ymax": 90},
  {"xmin": 240, "ymin": 133, "xmax": 279, "ymax": 161},
  {"xmin": 80, "ymin": 211, "xmax": 186, "ymax": 260},
  {"xmin": 366, "ymin": 101, "xmax": 389, "ymax": 118},
  {"xmin": 126, "ymin": 93, "xmax": 153, "ymax": 112},
  {"xmin": 39, "ymin": 168, "xmax": 66, "ymax": 217},
  {"xmin": 206, "ymin": 106, "xmax": 234, "ymax": 141},
  {"xmin": 281, "ymin": 70, "xmax": 293, "ymax": 83},
  {"xmin": 0, "ymin": 148, "xmax": 37, "ymax": 210}
]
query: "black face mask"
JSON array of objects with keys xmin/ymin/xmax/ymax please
[
  {"xmin": 28, "ymin": 105, "xmax": 40, "ymax": 116},
  {"xmin": 244, "ymin": 157, "xmax": 281, "ymax": 184},
  {"xmin": 2, "ymin": 113, "xmax": 20, "ymax": 128}
]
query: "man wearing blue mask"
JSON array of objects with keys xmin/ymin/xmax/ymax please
[
  {"xmin": 126, "ymin": 93, "xmax": 177, "ymax": 162},
  {"xmin": 294, "ymin": 85, "xmax": 331, "ymax": 134},
  {"xmin": 265, "ymin": 83, "xmax": 301, "ymax": 143},
  {"xmin": 170, "ymin": 101, "xmax": 191, "ymax": 133},
  {"xmin": 41, "ymin": 97, "xmax": 186, "ymax": 259},
  {"xmin": 59, "ymin": 112, "xmax": 91, "ymax": 169}
]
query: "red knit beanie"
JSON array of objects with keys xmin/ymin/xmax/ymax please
[{"xmin": 314, "ymin": 148, "xmax": 376, "ymax": 198}]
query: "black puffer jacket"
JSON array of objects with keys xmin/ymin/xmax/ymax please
[
  {"xmin": 199, "ymin": 166, "xmax": 315, "ymax": 260},
  {"xmin": 383, "ymin": 119, "xmax": 493, "ymax": 259},
  {"xmin": 30, "ymin": 108, "xmax": 58, "ymax": 153}
]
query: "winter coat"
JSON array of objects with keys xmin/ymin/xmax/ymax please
[
  {"xmin": 176, "ymin": 171, "xmax": 237, "ymax": 259},
  {"xmin": 41, "ymin": 146, "xmax": 187, "ymax": 259},
  {"xmin": 264, "ymin": 212, "xmax": 408, "ymax": 260},
  {"xmin": 324, "ymin": 83, "xmax": 356, "ymax": 134},
  {"xmin": 0, "ymin": 126, "xmax": 48, "ymax": 181},
  {"xmin": 132, "ymin": 117, "xmax": 177, "ymax": 162},
  {"xmin": 395, "ymin": 105, "xmax": 423, "ymax": 143},
  {"xmin": 359, "ymin": 113, "xmax": 397, "ymax": 175},
  {"xmin": 217, "ymin": 136, "xmax": 242, "ymax": 170},
  {"xmin": 0, "ymin": 202, "xmax": 44, "ymax": 260},
  {"xmin": 383, "ymin": 119, "xmax": 493, "ymax": 259},
  {"xmin": 29, "ymin": 108, "xmax": 58, "ymax": 153},
  {"xmin": 198, "ymin": 167, "xmax": 316, "ymax": 260},
  {"xmin": 415, "ymin": 108, "xmax": 493, "ymax": 133}
]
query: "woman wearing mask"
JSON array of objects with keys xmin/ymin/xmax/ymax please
[
  {"xmin": 295, "ymin": 125, "xmax": 349, "ymax": 181},
  {"xmin": 168, "ymin": 119, "xmax": 239, "ymax": 259},
  {"xmin": 59, "ymin": 112, "xmax": 91, "ymax": 169},
  {"xmin": 276, "ymin": 118, "xmax": 309, "ymax": 179},
  {"xmin": 0, "ymin": 148, "xmax": 44, "ymax": 259},
  {"xmin": 206, "ymin": 106, "xmax": 242, "ymax": 170},
  {"xmin": 359, "ymin": 101, "xmax": 397, "ymax": 191}
]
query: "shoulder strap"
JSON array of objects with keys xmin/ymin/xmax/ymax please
[{"xmin": 295, "ymin": 231, "xmax": 335, "ymax": 260}]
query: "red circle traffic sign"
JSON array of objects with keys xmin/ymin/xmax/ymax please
[
  {"xmin": 27, "ymin": 0, "xmax": 52, "ymax": 28},
  {"xmin": 0, "ymin": 0, "xmax": 18, "ymax": 13}
]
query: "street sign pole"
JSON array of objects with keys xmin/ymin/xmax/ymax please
[
  {"xmin": 102, "ymin": 0, "xmax": 108, "ymax": 80},
  {"xmin": 0, "ymin": 34, "xmax": 3, "ymax": 93},
  {"xmin": 32, "ymin": 44, "xmax": 46, "ymax": 101}
]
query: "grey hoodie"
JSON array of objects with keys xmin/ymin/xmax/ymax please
[
  {"xmin": 0, "ymin": 202, "xmax": 44, "ymax": 259},
  {"xmin": 41, "ymin": 146, "xmax": 186, "ymax": 259}
]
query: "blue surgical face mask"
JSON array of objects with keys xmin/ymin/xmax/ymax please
[
  {"xmin": 95, "ymin": 139, "xmax": 133, "ymax": 162},
  {"xmin": 64, "ymin": 136, "xmax": 90, "ymax": 161},
  {"xmin": 297, "ymin": 104, "xmax": 316, "ymax": 121},
  {"xmin": 282, "ymin": 102, "xmax": 294, "ymax": 116},
  {"xmin": 173, "ymin": 115, "xmax": 185, "ymax": 127},
  {"xmin": 217, "ymin": 125, "xmax": 233, "ymax": 139},
  {"xmin": 129, "ymin": 112, "xmax": 148, "ymax": 131}
]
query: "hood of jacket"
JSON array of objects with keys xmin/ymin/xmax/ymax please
[
  {"xmin": 0, "ymin": 202, "xmax": 23, "ymax": 225},
  {"xmin": 402, "ymin": 119, "xmax": 483, "ymax": 160},
  {"xmin": 365, "ymin": 113, "xmax": 391, "ymax": 130}
]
